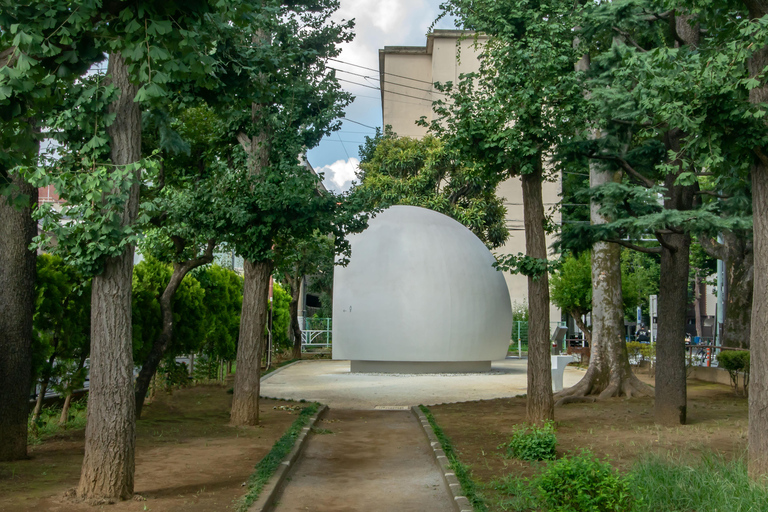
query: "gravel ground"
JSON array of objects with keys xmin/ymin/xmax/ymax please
[{"xmin": 261, "ymin": 357, "xmax": 584, "ymax": 409}]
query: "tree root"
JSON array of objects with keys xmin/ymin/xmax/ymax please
[{"xmin": 555, "ymin": 364, "xmax": 654, "ymax": 406}]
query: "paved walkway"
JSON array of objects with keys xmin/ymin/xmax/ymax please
[
  {"xmin": 264, "ymin": 358, "xmax": 584, "ymax": 511},
  {"xmin": 271, "ymin": 409, "xmax": 453, "ymax": 512},
  {"xmin": 262, "ymin": 357, "xmax": 584, "ymax": 409}
]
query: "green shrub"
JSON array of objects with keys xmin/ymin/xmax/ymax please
[
  {"xmin": 160, "ymin": 360, "xmax": 189, "ymax": 389},
  {"xmin": 504, "ymin": 420, "xmax": 557, "ymax": 461},
  {"xmin": 537, "ymin": 451, "xmax": 634, "ymax": 512},
  {"xmin": 626, "ymin": 342, "xmax": 643, "ymax": 361},
  {"xmin": 717, "ymin": 350, "xmax": 750, "ymax": 395}
]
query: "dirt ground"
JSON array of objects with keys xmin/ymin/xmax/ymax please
[
  {"xmin": 429, "ymin": 374, "xmax": 749, "ymax": 509},
  {"xmin": 0, "ymin": 385, "xmax": 300, "ymax": 512}
]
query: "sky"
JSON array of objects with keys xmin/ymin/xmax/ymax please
[{"xmin": 308, "ymin": 0, "xmax": 456, "ymax": 194}]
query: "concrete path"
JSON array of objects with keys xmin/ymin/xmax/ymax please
[
  {"xmin": 272, "ymin": 409, "xmax": 453, "ymax": 512},
  {"xmin": 262, "ymin": 357, "xmax": 585, "ymax": 409}
]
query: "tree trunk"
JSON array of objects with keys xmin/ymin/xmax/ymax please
[
  {"xmin": 32, "ymin": 375, "xmax": 50, "ymax": 423},
  {"xmin": 694, "ymin": 271, "xmax": 703, "ymax": 339},
  {"xmin": 33, "ymin": 350, "xmax": 58, "ymax": 421},
  {"xmin": 723, "ymin": 235, "xmax": 753, "ymax": 349},
  {"xmin": 77, "ymin": 52, "xmax": 140, "ymax": 502},
  {"xmin": 134, "ymin": 241, "xmax": 215, "ymax": 418},
  {"xmin": 746, "ymin": 5, "xmax": 768, "ymax": 476},
  {"xmin": 570, "ymin": 311, "xmax": 592, "ymax": 345},
  {"xmin": 654, "ymin": 233, "xmax": 692, "ymax": 425},
  {"xmin": 521, "ymin": 160, "xmax": 553, "ymax": 423},
  {"xmin": 59, "ymin": 394, "xmax": 73, "ymax": 427},
  {"xmin": 0, "ymin": 172, "xmax": 37, "ymax": 461},
  {"xmin": 59, "ymin": 355, "xmax": 86, "ymax": 427},
  {"xmin": 288, "ymin": 275, "xmax": 303, "ymax": 360},
  {"xmin": 230, "ymin": 259, "xmax": 273, "ymax": 426},
  {"xmin": 557, "ymin": 162, "xmax": 652, "ymax": 403},
  {"xmin": 652, "ymin": 115, "xmax": 698, "ymax": 425}
]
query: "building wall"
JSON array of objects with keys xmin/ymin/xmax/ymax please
[{"xmin": 380, "ymin": 30, "xmax": 562, "ymax": 324}]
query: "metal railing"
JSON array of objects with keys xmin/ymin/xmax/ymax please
[
  {"xmin": 301, "ymin": 317, "xmax": 332, "ymax": 350},
  {"xmin": 509, "ymin": 321, "xmax": 567, "ymax": 358}
]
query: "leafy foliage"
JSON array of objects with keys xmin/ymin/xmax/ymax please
[
  {"xmin": 194, "ymin": 265, "xmax": 244, "ymax": 362},
  {"xmin": 131, "ymin": 256, "xmax": 206, "ymax": 363},
  {"xmin": 32, "ymin": 254, "xmax": 91, "ymax": 391},
  {"xmin": 354, "ymin": 128, "xmax": 508, "ymax": 249},
  {"xmin": 717, "ymin": 350, "xmax": 751, "ymax": 395},
  {"xmin": 503, "ymin": 421, "xmax": 557, "ymax": 462},
  {"xmin": 270, "ymin": 283, "xmax": 291, "ymax": 352},
  {"xmin": 537, "ymin": 451, "xmax": 634, "ymax": 512}
]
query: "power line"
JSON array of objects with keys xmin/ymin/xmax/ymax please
[
  {"xmin": 337, "ymin": 77, "xmax": 434, "ymax": 103},
  {"xmin": 330, "ymin": 66, "xmax": 446, "ymax": 96},
  {"xmin": 329, "ymin": 57, "xmax": 436, "ymax": 86},
  {"xmin": 340, "ymin": 118, "xmax": 379, "ymax": 130}
]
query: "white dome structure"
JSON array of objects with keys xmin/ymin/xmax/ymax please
[{"xmin": 332, "ymin": 205, "xmax": 513, "ymax": 373}]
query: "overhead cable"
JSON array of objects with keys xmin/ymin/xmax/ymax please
[{"xmin": 329, "ymin": 57, "xmax": 436, "ymax": 85}]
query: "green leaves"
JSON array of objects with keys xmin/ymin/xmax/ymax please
[{"xmin": 353, "ymin": 130, "xmax": 509, "ymax": 249}]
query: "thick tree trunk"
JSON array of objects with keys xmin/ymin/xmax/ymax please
[
  {"xmin": 231, "ymin": 259, "xmax": 273, "ymax": 426},
  {"xmin": 0, "ymin": 172, "xmax": 37, "ymax": 461},
  {"xmin": 558, "ymin": 163, "xmax": 652, "ymax": 404},
  {"xmin": 652, "ymin": 90, "xmax": 697, "ymax": 425},
  {"xmin": 724, "ymin": 249, "xmax": 753, "ymax": 349},
  {"xmin": 699, "ymin": 233, "xmax": 753, "ymax": 349},
  {"xmin": 746, "ymin": 3, "xmax": 768, "ymax": 476},
  {"xmin": 521, "ymin": 160, "xmax": 553, "ymax": 423},
  {"xmin": 77, "ymin": 52, "xmax": 140, "ymax": 502},
  {"xmin": 134, "ymin": 241, "xmax": 215, "ymax": 418},
  {"xmin": 287, "ymin": 275, "xmax": 303, "ymax": 360},
  {"xmin": 654, "ymin": 234, "xmax": 692, "ymax": 425},
  {"xmin": 750, "ymin": 158, "xmax": 768, "ymax": 478}
]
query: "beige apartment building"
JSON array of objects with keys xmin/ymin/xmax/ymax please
[{"xmin": 378, "ymin": 29, "xmax": 562, "ymax": 324}]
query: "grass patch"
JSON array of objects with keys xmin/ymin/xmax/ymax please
[
  {"xmin": 420, "ymin": 405, "xmax": 488, "ymax": 512},
  {"xmin": 28, "ymin": 399, "xmax": 87, "ymax": 445},
  {"xmin": 238, "ymin": 402, "xmax": 320, "ymax": 511},
  {"xmin": 631, "ymin": 451, "xmax": 768, "ymax": 512}
]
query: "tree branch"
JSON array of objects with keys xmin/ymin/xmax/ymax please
[
  {"xmin": 237, "ymin": 132, "xmax": 251, "ymax": 153},
  {"xmin": 695, "ymin": 190, "xmax": 731, "ymax": 199},
  {"xmin": 608, "ymin": 239, "xmax": 662, "ymax": 253},
  {"xmin": 612, "ymin": 27, "xmax": 647, "ymax": 52},
  {"xmin": 698, "ymin": 235, "xmax": 726, "ymax": 260},
  {"xmin": 655, "ymin": 230, "xmax": 676, "ymax": 252},
  {"xmin": 588, "ymin": 153, "xmax": 655, "ymax": 188}
]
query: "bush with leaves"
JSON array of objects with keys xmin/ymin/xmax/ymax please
[
  {"xmin": 717, "ymin": 350, "xmax": 750, "ymax": 396},
  {"xmin": 503, "ymin": 421, "xmax": 557, "ymax": 461},
  {"xmin": 194, "ymin": 265, "xmax": 243, "ymax": 362},
  {"xmin": 537, "ymin": 451, "xmax": 634, "ymax": 512},
  {"xmin": 269, "ymin": 282, "xmax": 291, "ymax": 352}
]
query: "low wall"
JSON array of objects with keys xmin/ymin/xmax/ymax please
[{"xmin": 689, "ymin": 366, "xmax": 747, "ymax": 387}]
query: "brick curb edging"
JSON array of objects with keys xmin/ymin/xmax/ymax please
[
  {"xmin": 411, "ymin": 406, "xmax": 473, "ymax": 512},
  {"xmin": 247, "ymin": 404, "xmax": 328, "ymax": 512}
]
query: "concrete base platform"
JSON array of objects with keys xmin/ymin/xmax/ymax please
[
  {"xmin": 350, "ymin": 360, "xmax": 491, "ymax": 373},
  {"xmin": 261, "ymin": 358, "xmax": 585, "ymax": 409}
]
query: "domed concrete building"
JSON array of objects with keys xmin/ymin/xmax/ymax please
[{"xmin": 332, "ymin": 205, "xmax": 513, "ymax": 373}]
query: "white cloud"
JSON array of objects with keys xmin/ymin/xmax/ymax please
[{"xmin": 316, "ymin": 157, "xmax": 360, "ymax": 193}]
